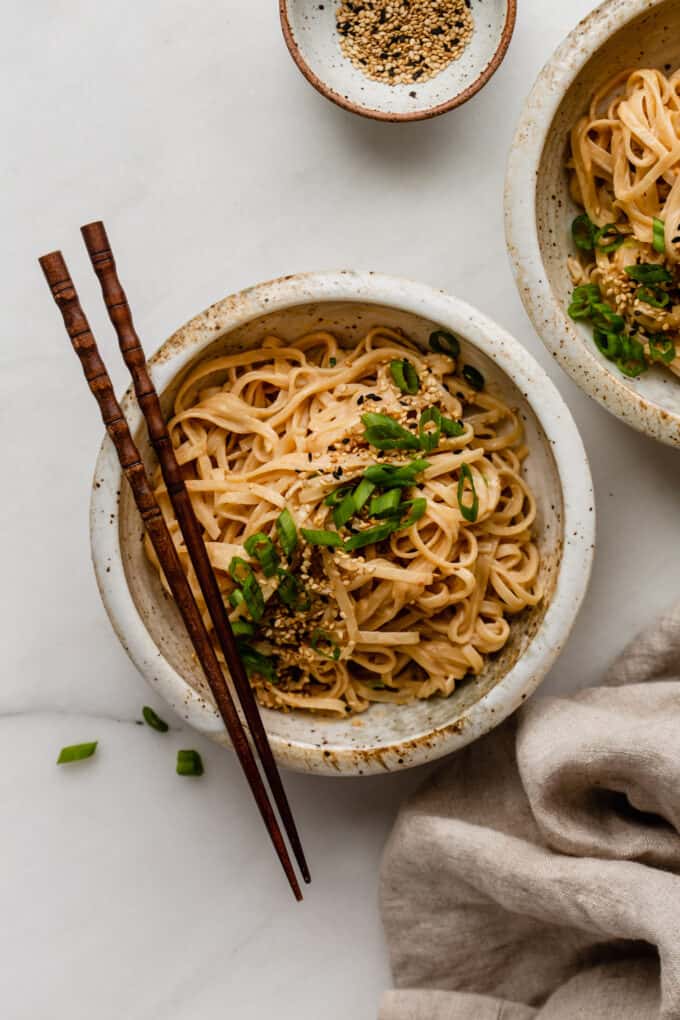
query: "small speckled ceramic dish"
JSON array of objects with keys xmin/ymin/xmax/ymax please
[
  {"xmin": 505, "ymin": 0, "xmax": 680, "ymax": 447},
  {"xmin": 90, "ymin": 271, "xmax": 594, "ymax": 775},
  {"xmin": 280, "ymin": 0, "xmax": 516, "ymax": 121}
]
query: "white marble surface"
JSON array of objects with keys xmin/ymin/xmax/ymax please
[{"xmin": 3, "ymin": 2, "xmax": 679, "ymax": 1017}]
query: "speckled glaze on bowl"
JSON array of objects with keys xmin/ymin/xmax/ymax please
[
  {"xmin": 280, "ymin": 0, "xmax": 516, "ymax": 122},
  {"xmin": 90, "ymin": 271, "xmax": 594, "ymax": 776},
  {"xmin": 505, "ymin": 0, "xmax": 680, "ymax": 447}
]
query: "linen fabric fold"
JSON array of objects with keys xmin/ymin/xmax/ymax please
[{"xmin": 380, "ymin": 603, "xmax": 680, "ymax": 1020}]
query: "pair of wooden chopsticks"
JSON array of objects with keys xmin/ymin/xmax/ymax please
[{"xmin": 39, "ymin": 223, "xmax": 309, "ymax": 901}]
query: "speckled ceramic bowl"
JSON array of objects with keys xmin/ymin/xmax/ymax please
[
  {"xmin": 280, "ymin": 0, "xmax": 516, "ymax": 121},
  {"xmin": 505, "ymin": 0, "xmax": 680, "ymax": 447},
  {"xmin": 90, "ymin": 271, "xmax": 594, "ymax": 775}
]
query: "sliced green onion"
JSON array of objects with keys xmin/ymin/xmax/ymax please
[
  {"xmin": 229, "ymin": 588, "xmax": 245, "ymax": 610},
  {"xmin": 568, "ymin": 283, "xmax": 601, "ymax": 320},
  {"xmin": 237, "ymin": 642, "xmax": 278, "ymax": 683},
  {"xmin": 462, "ymin": 365, "xmax": 484, "ymax": 391},
  {"xmin": 572, "ymin": 213, "xmax": 596, "ymax": 251},
  {"xmin": 275, "ymin": 508, "xmax": 298, "ymax": 560},
  {"xmin": 418, "ymin": 407, "xmax": 442, "ymax": 452},
  {"xmin": 242, "ymin": 572, "xmax": 265, "ymax": 621},
  {"xmin": 57, "ymin": 741, "xmax": 97, "ymax": 764},
  {"xmin": 369, "ymin": 488, "xmax": 402, "ymax": 518},
  {"xmin": 343, "ymin": 521, "xmax": 396, "ymax": 551},
  {"xmin": 333, "ymin": 490, "xmax": 357, "ymax": 529},
  {"xmin": 625, "ymin": 264, "xmax": 672, "ymax": 284},
  {"xmin": 390, "ymin": 358, "xmax": 419, "ymax": 394},
  {"xmin": 176, "ymin": 749, "xmax": 204, "ymax": 776},
  {"xmin": 648, "ymin": 334, "xmax": 676, "ymax": 365},
  {"xmin": 353, "ymin": 478, "xmax": 376, "ymax": 511},
  {"xmin": 399, "ymin": 496, "xmax": 427, "ymax": 528},
  {"xmin": 231, "ymin": 619, "xmax": 256, "ymax": 638},
  {"xmin": 593, "ymin": 327, "xmax": 622, "ymax": 360},
  {"xmin": 300, "ymin": 527, "xmax": 342, "ymax": 547},
  {"xmin": 276, "ymin": 568, "xmax": 311, "ymax": 611},
  {"xmin": 441, "ymin": 416, "xmax": 465, "ymax": 437},
  {"xmin": 653, "ymin": 217, "xmax": 666, "ymax": 254},
  {"xmin": 311, "ymin": 628, "xmax": 340, "ymax": 661},
  {"xmin": 361, "ymin": 412, "xmax": 421, "ymax": 451},
  {"xmin": 592, "ymin": 302, "xmax": 625, "ymax": 333},
  {"xmin": 142, "ymin": 706, "xmax": 169, "ymax": 733},
  {"xmin": 363, "ymin": 459, "xmax": 429, "ymax": 488},
  {"xmin": 616, "ymin": 334, "xmax": 648, "ymax": 377},
  {"xmin": 637, "ymin": 287, "xmax": 669, "ymax": 309},
  {"xmin": 594, "ymin": 223, "xmax": 624, "ymax": 253},
  {"xmin": 429, "ymin": 330, "xmax": 460, "ymax": 357},
  {"xmin": 244, "ymin": 532, "xmax": 280, "ymax": 577},
  {"xmin": 323, "ymin": 485, "xmax": 353, "ymax": 508},
  {"xmin": 229, "ymin": 556, "xmax": 252, "ymax": 584},
  {"xmin": 457, "ymin": 464, "xmax": 479, "ymax": 523}
]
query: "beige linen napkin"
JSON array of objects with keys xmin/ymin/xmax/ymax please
[{"xmin": 380, "ymin": 604, "xmax": 680, "ymax": 1020}]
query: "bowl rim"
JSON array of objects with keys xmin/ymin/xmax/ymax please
[
  {"xmin": 278, "ymin": 0, "xmax": 517, "ymax": 122},
  {"xmin": 504, "ymin": 0, "xmax": 680, "ymax": 448},
  {"xmin": 90, "ymin": 270, "xmax": 594, "ymax": 775}
]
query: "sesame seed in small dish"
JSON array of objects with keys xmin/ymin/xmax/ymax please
[{"xmin": 279, "ymin": 0, "xmax": 517, "ymax": 122}]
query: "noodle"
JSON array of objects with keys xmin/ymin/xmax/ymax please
[
  {"xmin": 146, "ymin": 326, "xmax": 543, "ymax": 716},
  {"xmin": 566, "ymin": 67, "xmax": 680, "ymax": 377}
]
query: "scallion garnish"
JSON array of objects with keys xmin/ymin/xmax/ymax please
[
  {"xmin": 276, "ymin": 508, "xmax": 298, "ymax": 560},
  {"xmin": 369, "ymin": 488, "xmax": 402, "ymax": 518},
  {"xmin": 441, "ymin": 416, "xmax": 465, "ymax": 437},
  {"xmin": 594, "ymin": 223, "xmax": 624, "ymax": 253},
  {"xmin": 572, "ymin": 213, "xmax": 596, "ymax": 251},
  {"xmin": 333, "ymin": 490, "xmax": 357, "ymax": 529},
  {"xmin": 324, "ymin": 485, "xmax": 353, "ymax": 508},
  {"xmin": 353, "ymin": 477, "xmax": 376, "ymax": 510},
  {"xmin": 142, "ymin": 706, "xmax": 168, "ymax": 733},
  {"xmin": 276, "ymin": 568, "xmax": 311, "ymax": 611},
  {"xmin": 390, "ymin": 358, "xmax": 419, "ymax": 394},
  {"xmin": 176, "ymin": 749, "xmax": 204, "ymax": 776},
  {"xmin": 648, "ymin": 334, "xmax": 676, "ymax": 365},
  {"xmin": 229, "ymin": 588, "xmax": 245, "ymax": 610},
  {"xmin": 300, "ymin": 528, "xmax": 342, "ymax": 547},
  {"xmin": 237, "ymin": 641, "xmax": 278, "ymax": 683},
  {"xmin": 418, "ymin": 406, "xmax": 442, "ymax": 452},
  {"xmin": 311, "ymin": 628, "xmax": 341, "ymax": 661},
  {"xmin": 457, "ymin": 464, "xmax": 479, "ymax": 522},
  {"xmin": 429, "ymin": 330, "xmax": 461, "ymax": 357},
  {"xmin": 343, "ymin": 521, "xmax": 396, "ymax": 551},
  {"xmin": 462, "ymin": 365, "xmax": 484, "ymax": 391},
  {"xmin": 229, "ymin": 557, "xmax": 265, "ymax": 621},
  {"xmin": 231, "ymin": 619, "xmax": 256, "ymax": 638},
  {"xmin": 229, "ymin": 556, "xmax": 252, "ymax": 584},
  {"xmin": 616, "ymin": 334, "xmax": 648, "ymax": 377},
  {"xmin": 244, "ymin": 532, "xmax": 280, "ymax": 577},
  {"xmin": 592, "ymin": 302, "xmax": 625, "ymax": 333},
  {"xmin": 57, "ymin": 741, "xmax": 97, "ymax": 764},
  {"xmin": 568, "ymin": 283, "xmax": 601, "ymax": 320},
  {"xmin": 625, "ymin": 264, "xmax": 672, "ymax": 284},
  {"xmin": 637, "ymin": 287, "xmax": 669, "ymax": 309},
  {"xmin": 361, "ymin": 411, "xmax": 421, "ymax": 451},
  {"xmin": 363, "ymin": 459, "xmax": 429, "ymax": 488},
  {"xmin": 593, "ymin": 327, "xmax": 623, "ymax": 360},
  {"xmin": 653, "ymin": 217, "xmax": 666, "ymax": 254},
  {"xmin": 400, "ymin": 496, "xmax": 427, "ymax": 527}
]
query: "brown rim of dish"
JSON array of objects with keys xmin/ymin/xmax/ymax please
[{"xmin": 279, "ymin": 0, "xmax": 517, "ymax": 122}]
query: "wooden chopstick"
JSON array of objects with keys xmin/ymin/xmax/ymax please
[
  {"xmin": 80, "ymin": 220, "xmax": 310, "ymax": 886},
  {"xmin": 39, "ymin": 250, "xmax": 303, "ymax": 902}
]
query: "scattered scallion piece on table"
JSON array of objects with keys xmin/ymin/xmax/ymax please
[
  {"xmin": 390, "ymin": 358, "xmax": 419, "ymax": 394},
  {"xmin": 653, "ymin": 217, "xmax": 666, "ymax": 254},
  {"xmin": 176, "ymin": 749, "xmax": 204, "ymax": 777},
  {"xmin": 462, "ymin": 365, "xmax": 484, "ymax": 391},
  {"xmin": 457, "ymin": 464, "xmax": 479, "ymax": 522},
  {"xmin": 300, "ymin": 527, "xmax": 342, "ymax": 547},
  {"xmin": 57, "ymin": 741, "xmax": 97, "ymax": 764},
  {"xmin": 142, "ymin": 706, "xmax": 169, "ymax": 733},
  {"xmin": 428, "ymin": 330, "xmax": 460, "ymax": 357}
]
